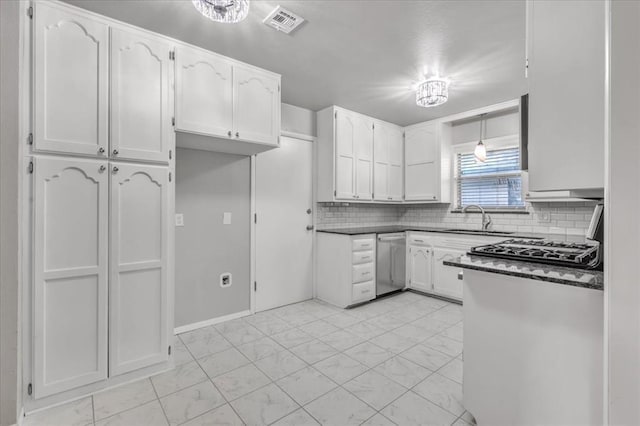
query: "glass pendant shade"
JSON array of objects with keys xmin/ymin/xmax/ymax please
[
  {"xmin": 416, "ymin": 79, "xmax": 449, "ymax": 108},
  {"xmin": 474, "ymin": 141, "xmax": 487, "ymax": 163},
  {"xmin": 192, "ymin": 0, "xmax": 250, "ymax": 23},
  {"xmin": 475, "ymin": 114, "xmax": 488, "ymax": 163}
]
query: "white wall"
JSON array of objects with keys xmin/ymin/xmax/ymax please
[
  {"xmin": 281, "ymin": 103, "xmax": 316, "ymax": 137},
  {"xmin": 607, "ymin": 2, "xmax": 640, "ymax": 424},
  {"xmin": 0, "ymin": 1, "xmax": 22, "ymax": 424},
  {"xmin": 174, "ymin": 148, "xmax": 251, "ymax": 328}
]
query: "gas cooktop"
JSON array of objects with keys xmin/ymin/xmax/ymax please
[{"xmin": 469, "ymin": 239, "xmax": 601, "ymax": 269}]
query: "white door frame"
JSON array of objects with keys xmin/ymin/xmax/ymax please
[{"xmin": 250, "ymin": 131, "xmax": 316, "ymax": 314}]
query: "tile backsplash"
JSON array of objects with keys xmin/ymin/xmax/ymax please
[{"xmin": 316, "ymin": 202, "xmax": 599, "ymax": 237}]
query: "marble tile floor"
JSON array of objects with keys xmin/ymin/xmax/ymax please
[{"xmin": 23, "ymin": 291, "xmax": 473, "ymax": 426}]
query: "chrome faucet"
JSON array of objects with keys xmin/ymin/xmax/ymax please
[{"xmin": 463, "ymin": 204, "xmax": 492, "ymax": 231}]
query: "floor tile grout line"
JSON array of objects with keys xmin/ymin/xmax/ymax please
[{"xmin": 149, "ymin": 377, "xmax": 172, "ymax": 426}]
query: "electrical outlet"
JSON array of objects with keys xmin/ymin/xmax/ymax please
[
  {"xmin": 175, "ymin": 213, "xmax": 184, "ymax": 227},
  {"xmin": 220, "ymin": 273, "xmax": 232, "ymax": 288},
  {"xmin": 538, "ymin": 212, "xmax": 551, "ymax": 223}
]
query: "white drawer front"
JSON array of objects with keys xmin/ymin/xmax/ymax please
[
  {"xmin": 408, "ymin": 235, "xmax": 430, "ymax": 246},
  {"xmin": 352, "ymin": 251, "xmax": 374, "ymax": 264},
  {"xmin": 352, "ymin": 263, "xmax": 374, "ymax": 283},
  {"xmin": 352, "ymin": 238, "xmax": 375, "ymax": 252},
  {"xmin": 352, "ymin": 281, "xmax": 375, "ymax": 303}
]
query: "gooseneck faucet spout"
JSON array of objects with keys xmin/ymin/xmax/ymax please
[{"xmin": 462, "ymin": 204, "xmax": 492, "ymax": 231}]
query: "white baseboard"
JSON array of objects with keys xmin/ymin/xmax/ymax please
[{"xmin": 174, "ymin": 310, "xmax": 252, "ymax": 335}]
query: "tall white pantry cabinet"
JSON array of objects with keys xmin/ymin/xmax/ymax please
[{"xmin": 28, "ymin": 1, "xmax": 173, "ymax": 402}]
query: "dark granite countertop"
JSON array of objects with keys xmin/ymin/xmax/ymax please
[
  {"xmin": 316, "ymin": 226, "xmax": 592, "ymax": 243},
  {"xmin": 444, "ymin": 255, "xmax": 604, "ymax": 290}
]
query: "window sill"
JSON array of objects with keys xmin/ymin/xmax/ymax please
[{"xmin": 450, "ymin": 208, "xmax": 529, "ymax": 215}]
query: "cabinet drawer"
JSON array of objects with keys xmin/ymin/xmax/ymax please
[
  {"xmin": 408, "ymin": 235, "xmax": 430, "ymax": 246},
  {"xmin": 352, "ymin": 238, "xmax": 375, "ymax": 252},
  {"xmin": 352, "ymin": 251, "xmax": 374, "ymax": 264},
  {"xmin": 352, "ymin": 281, "xmax": 375, "ymax": 303},
  {"xmin": 352, "ymin": 263, "xmax": 374, "ymax": 283}
]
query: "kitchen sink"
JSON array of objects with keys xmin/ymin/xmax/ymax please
[{"xmin": 442, "ymin": 229, "xmax": 515, "ymax": 235}]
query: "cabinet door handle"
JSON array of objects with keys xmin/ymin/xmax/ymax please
[
  {"xmin": 363, "ymin": 271, "xmax": 371, "ymax": 275},
  {"xmin": 112, "ymin": 149, "xmax": 119, "ymax": 155},
  {"xmin": 235, "ymin": 132, "xmax": 240, "ymax": 138},
  {"xmin": 98, "ymin": 147, "xmax": 105, "ymax": 154},
  {"xmin": 98, "ymin": 165, "xmax": 106, "ymax": 173},
  {"xmin": 458, "ymin": 272, "xmax": 464, "ymax": 280},
  {"xmin": 112, "ymin": 166, "xmax": 119, "ymax": 174},
  {"xmin": 306, "ymin": 225, "xmax": 314, "ymax": 231},
  {"xmin": 228, "ymin": 130, "xmax": 232, "ymax": 137}
]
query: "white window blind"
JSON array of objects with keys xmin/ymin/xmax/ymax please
[{"xmin": 456, "ymin": 147, "xmax": 524, "ymax": 209}]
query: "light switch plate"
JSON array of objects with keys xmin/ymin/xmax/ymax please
[
  {"xmin": 175, "ymin": 213, "xmax": 184, "ymax": 227},
  {"xmin": 223, "ymin": 212, "xmax": 232, "ymax": 225},
  {"xmin": 538, "ymin": 212, "xmax": 551, "ymax": 223}
]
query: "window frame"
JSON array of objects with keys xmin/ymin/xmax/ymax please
[{"xmin": 451, "ymin": 134, "xmax": 527, "ymax": 213}]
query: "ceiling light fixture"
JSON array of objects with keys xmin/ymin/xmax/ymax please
[
  {"xmin": 474, "ymin": 113, "xmax": 488, "ymax": 163},
  {"xmin": 192, "ymin": 0, "xmax": 250, "ymax": 24},
  {"xmin": 416, "ymin": 78, "xmax": 449, "ymax": 108}
]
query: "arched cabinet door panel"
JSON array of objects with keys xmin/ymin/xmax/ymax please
[
  {"xmin": 408, "ymin": 246, "xmax": 433, "ymax": 293},
  {"xmin": 111, "ymin": 27, "xmax": 173, "ymax": 163},
  {"xmin": 109, "ymin": 163, "xmax": 170, "ymax": 376},
  {"xmin": 34, "ymin": 2, "xmax": 109, "ymax": 157},
  {"xmin": 175, "ymin": 46, "xmax": 233, "ymax": 138},
  {"xmin": 233, "ymin": 66, "xmax": 280, "ymax": 146},
  {"xmin": 432, "ymin": 247, "xmax": 465, "ymax": 300},
  {"xmin": 33, "ymin": 157, "xmax": 109, "ymax": 398}
]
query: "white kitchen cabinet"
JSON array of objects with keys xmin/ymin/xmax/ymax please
[
  {"xmin": 408, "ymin": 245, "xmax": 433, "ymax": 293},
  {"xmin": 109, "ymin": 163, "xmax": 170, "ymax": 376},
  {"xmin": 110, "ymin": 27, "xmax": 173, "ymax": 163},
  {"xmin": 175, "ymin": 45, "xmax": 233, "ymax": 139},
  {"xmin": 373, "ymin": 121, "xmax": 404, "ymax": 202},
  {"xmin": 317, "ymin": 106, "xmax": 375, "ymax": 202},
  {"xmin": 432, "ymin": 247, "xmax": 466, "ymax": 300},
  {"xmin": 175, "ymin": 45, "xmax": 281, "ymax": 153},
  {"xmin": 526, "ymin": 0, "xmax": 605, "ymax": 192},
  {"xmin": 233, "ymin": 65, "xmax": 280, "ymax": 145},
  {"xmin": 316, "ymin": 233, "xmax": 376, "ymax": 308},
  {"xmin": 33, "ymin": 2, "xmax": 109, "ymax": 157},
  {"xmin": 33, "ymin": 157, "xmax": 109, "ymax": 398},
  {"xmin": 404, "ymin": 121, "xmax": 451, "ymax": 202}
]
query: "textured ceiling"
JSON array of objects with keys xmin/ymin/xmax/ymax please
[{"xmin": 62, "ymin": 0, "xmax": 527, "ymax": 126}]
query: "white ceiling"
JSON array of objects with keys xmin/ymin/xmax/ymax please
[{"xmin": 63, "ymin": 0, "xmax": 527, "ymax": 126}]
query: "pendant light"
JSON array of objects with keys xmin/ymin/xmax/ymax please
[
  {"xmin": 474, "ymin": 113, "xmax": 488, "ymax": 163},
  {"xmin": 192, "ymin": 0, "xmax": 250, "ymax": 24}
]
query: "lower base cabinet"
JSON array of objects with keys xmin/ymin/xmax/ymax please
[
  {"xmin": 316, "ymin": 233, "xmax": 376, "ymax": 308},
  {"xmin": 432, "ymin": 248, "xmax": 466, "ymax": 300},
  {"xmin": 408, "ymin": 245, "xmax": 432, "ymax": 293}
]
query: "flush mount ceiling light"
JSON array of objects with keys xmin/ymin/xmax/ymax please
[
  {"xmin": 474, "ymin": 113, "xmax": 488, "ymax": 163},
  {"xmin": 416, "ymin": 78, "xmax": 449, "ymax": 108},
  {"xmin": 192, "ymin": 0, "xmax": 250, "ymax": 23}
]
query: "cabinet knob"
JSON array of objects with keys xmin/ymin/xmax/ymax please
[
  {"xmin": 98, "ymin": 165, "xmax": 106, "ymax": 173},
  {"xmin": 98, "ymin": 147, "xmax": 105, "ymax": 154},
  {"xmin": 228, "ymin": 131, "xmax": 232, "ymax": 137},
  {"xmin": 112, "ymin": 149, "xmax": 119, "ymax": 155},
  {"xmin": 306, "ymin": 208, "xmax": 312, "ymax": 214},
  {"xmin": 432, "ymin": 196, "xmax": 436, "ymax": 200},
  {"xmin": 112, "ymin": 166, "xmax": 119, "ymax": 174},
  {"xmin": 306, "ymin": 225, "xmax": 314, "ymax": 231},
  {"xmin": 235, "ymin": 132, "xmax": 240, "ymax": 138}
]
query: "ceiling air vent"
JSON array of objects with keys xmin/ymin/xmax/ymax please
[{"xmin": 263, "ymin": 6, "xmax": 305, "ymax": 34}]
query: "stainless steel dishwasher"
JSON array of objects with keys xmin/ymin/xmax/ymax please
[{"xmin": 376, "ymin": 233, "xmax": 406, "ymax": 296}]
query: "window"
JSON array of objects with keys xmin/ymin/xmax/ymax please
[{"xmin": 455, "ymin": 141, "xmax": 525, "ymax": 210}]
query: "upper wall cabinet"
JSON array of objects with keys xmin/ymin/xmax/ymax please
[
  {"xmin": 526, "ymin": 0, "xmax": 605, "ymax": 192},
  {"xmin": 111, "ymin": 27, "xmax": 173, "ymax": 163},
  {"xmin": 175, "ymin": 46, "xmax": 233, "ymax": 139},
  {"xmin": 34, "ymin": 2, "xmax": 109, "ymax": 157},
  {"xmin": 404, "ymin": 121, "xmax": 451, "ymax": 202},
  {"xmin": 233, "ymin": 66, "xmax": 281, "ymax": 145},
  {"xmin": 175, "ymin": 45, "xmax": 281, "ymax": 155},
  {"xmin": 373, "ymin": 120, "xmax": 404, "ymax": 202},
  {"xmin": 317, "ymin": 106, "xmax": 374, "ymax": 202}
]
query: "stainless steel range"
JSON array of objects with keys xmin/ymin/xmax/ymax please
[{"xmin": 469, "ymin": 239, "xmax": 601, "ymax": 269}]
